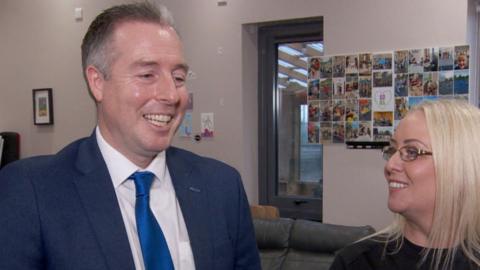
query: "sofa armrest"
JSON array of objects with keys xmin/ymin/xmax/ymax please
[{"xmin": 253, "ymin": 218, "xmax": 294, "ymax": 270}]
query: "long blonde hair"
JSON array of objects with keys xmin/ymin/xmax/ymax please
[{"xmin": 371, "ymin": 99, "xmax": 480, "ymax": 270}]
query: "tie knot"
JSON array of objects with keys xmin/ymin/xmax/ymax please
[{"xmin": 129, "ymin": 171, "xmax": 155, "ymax": 197}]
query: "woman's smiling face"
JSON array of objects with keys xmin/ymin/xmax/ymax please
[{"xmin": 384, "ymin": 110, "xmax": 436, "ymax": 221}]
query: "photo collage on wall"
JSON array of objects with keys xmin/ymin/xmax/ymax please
[{"xmin": 307, "ymin": 45, "xmax": 470, "ymax": 144}]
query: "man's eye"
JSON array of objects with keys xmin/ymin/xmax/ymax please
[
  {"xmin": 174, "ymin": 76, "xmax": 185, "ymax": 82},
  {"xmin": 173, "ymin": 75, "xmax": 186, "ymax": 86},
  {"xmin": 139, "ymin": 74, "xmax": 154, "ymax": 79}
]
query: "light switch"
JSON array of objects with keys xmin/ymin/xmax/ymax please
[{"xmin": 74, "ymin": 8, "xmax": 83, "ymax": 21}]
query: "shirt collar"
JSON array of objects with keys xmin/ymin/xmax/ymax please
[{"xmin": 95, "ymin": 127, "xmax": 166, "ymax": 188}]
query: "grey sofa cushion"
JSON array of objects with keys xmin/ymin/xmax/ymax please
[
  {"xmin": 281, "ymin": 250, "xmax": 335, "ymax": 270},
  {"xmin": 253, "ymin": 218, "xmax": 293, "ymax": 270},
  {"xmin": 289, "ymin": 219, "xmax": 375, "ymax": 253},
  {"xmin": 282, "ymin": 219, "xmax": 375, "ymax": 270},
  {"xmin": 253, "ymin": 218, "xmax": 375, "ymax": 270}
]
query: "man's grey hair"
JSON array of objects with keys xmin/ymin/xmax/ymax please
[{"xmin": 81, "ymin": 2, "xmax": 175, "ymax": 84}]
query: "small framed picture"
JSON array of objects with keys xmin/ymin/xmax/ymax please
[{"xmin": 32, "ymin": 88, "xmax": 54, "ymax": 125}]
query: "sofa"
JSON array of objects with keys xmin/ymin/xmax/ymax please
[{"xmin": 253, "ymin": 218, "xmax": 375, "ymax": 270}]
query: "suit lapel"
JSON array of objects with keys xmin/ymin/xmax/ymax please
[
  {"xmin": 73, "ymin": 134, "xmax": 135, "ymax": 270},
  {"xmin": 167, "ymin": 148, "xmax": 213, "ymax": 270}
]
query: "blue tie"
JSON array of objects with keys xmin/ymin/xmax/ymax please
[{"xmin": 129, "ymin": 171, "xmax": 174, "ymax": 270}]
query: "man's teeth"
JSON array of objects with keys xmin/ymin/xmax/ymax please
[
  {"xmin": 389, "ymin": 182, "xmax": 407, "ymax": 189},
  {"xmin": 144, "ymin": 114, "xmax": 172, "ymax": 126}
]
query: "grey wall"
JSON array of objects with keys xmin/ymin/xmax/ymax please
[{"xmin": 0, "ymin": 0, "xmax": 472, "ymax": 230}]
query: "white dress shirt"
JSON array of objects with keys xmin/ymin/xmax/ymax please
[{"xmin": 96, "ymin": 127, "xmax": 196, "ymax": 270}]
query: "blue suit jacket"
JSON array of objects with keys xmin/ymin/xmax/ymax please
[{"xmin": 0, "ymin": 133, "xmax": 260, "ymax": 270}]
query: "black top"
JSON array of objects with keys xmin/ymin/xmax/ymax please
[{"xmin": 329, "ymin": 237, "xmax": 478, "ymax": 270}]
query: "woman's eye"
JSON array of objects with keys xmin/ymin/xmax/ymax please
[{"xmin": 405, "ymin": 147, "xmax": 419, "ymax": 157}]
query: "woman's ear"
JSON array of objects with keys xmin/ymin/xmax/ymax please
[{"xmin": 86, "ymin": 65, "xmax": 105, "ymax": 102}]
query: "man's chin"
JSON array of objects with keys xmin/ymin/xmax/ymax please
[{"xmin": 146, "ymin": 137, "xmax": 173, "ymax": 152}]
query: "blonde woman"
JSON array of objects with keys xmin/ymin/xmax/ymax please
[{"xmin": 330, "ymin": 99, "xmax": 480, "ymax": 270}]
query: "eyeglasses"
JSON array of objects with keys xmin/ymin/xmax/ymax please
[{"xmin": 382, "ymin": 145, "xmax": 432, "ymax": 162}]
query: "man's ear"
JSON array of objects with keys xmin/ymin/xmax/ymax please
[{"xmin": 86, "ymin": 65, "xmax": 105, "ymax": 102}]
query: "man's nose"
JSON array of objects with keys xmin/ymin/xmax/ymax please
[{"xmin": 153, "ymin": 74, "xmax": 179, "ymax": 104}]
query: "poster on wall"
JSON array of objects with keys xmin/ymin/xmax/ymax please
[
  {"xmin": 200, "ymin": 112, "xmax": 214, "ymax": 138},
  {"xmin": 179, "ymin": 112, "xmax": 192, "ymax": 137},
  {"xmin": 306, "ymin": 45, "xmax": 470, "ymax": 144}
]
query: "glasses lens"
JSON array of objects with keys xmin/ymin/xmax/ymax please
[
  {"xmin": 401, "ymin": 146, "xmax": 419, "ymax": 161},
  {"xmin": 382, "ymin": 146, "xmax": 396, "ymax": 161}
]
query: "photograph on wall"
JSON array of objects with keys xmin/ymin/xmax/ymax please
[
  {"xmin": 332, "ymin": 122, "xmax": 345, "ymax": 143},
  {"xmin": 408, "ymin": 73, "xmax": 423, "ymax": 96},
  {"xmin": 454, "ymin": 70, "xmax": 469, "ymax": 95},
  {"xmin": 200, "ymin": 113, "xmax": 214, "ymax": 137},
  {"xmin": 373, "ymin": 71, "xmax": 393, "ymax": 87},
  {"xmin": 372, "ymin": 87, "xmax": 394, "ymax": 111},
  {"xmin": 394, "ymin": 73, "xmax": 408, "ymax": 96},
  {"xmin": 308, "ymin": 122, "xmax": 320, "ymax": 143},
  {"xmin": 308, "ymin": 79, "xmax": 320, "ymax": 99},
  {"xmin": 358, "ymin": 53, "xmax": 372, "ymax": 75},
  {"xmin": 372, "ymin": 53, "xmax": 392, "ymax": 70},
  {"xmin": 178, "ymin": 112, "xmax": 192, "ymax": 137},
  {"xmin": 345, "ymin": 54, "xmax": 359, "ymax": 74},
  {"xmin": 320, "ymin": 122, "xmax": 332, "ymax": 143},
  {"xmin": 373, "ymin": 127, "xmax": 393, "ymax": 142},
  {"xmin": 358, "ymin": 121, "xmax": 372, "ymax": 141},
  {"xmin": 308, "ymin": 100, "xmax": 320, "ymax": 122},
  {"xmin": 409, "ymin": 49, "xmax": 424, "ymax": 73},
  {"xmin": 333, "ymin": 77, "xmax": 345, "ymax": 99},
  {"xmin": 394, "ymin": 50, "xmax": 409, "ymax": 73},
  {"xmin": 423, "ymin": 72, "xmax": 438, "ymax": 96},
  {"xmin": 308, "ymin": 57, "xmax": 320, "ymax": 79},
  {"xmin": 359, "ymin": 99, "xmax": 372, "ymax": 121},
  {"xmin": 332, "ymin": 99, "xmax": 345, "ymax": 121},
  {"xmin": 345, "ymin": 98, "xmax": 359, "ymax": 122},
  {"xmin": 345, "ymin": 121, "xmax": 359, "ymax": 142},
  {"xmin": 320, "ymin": 100, "xmax": 333, "ymax": 121},
  {"xmin": 373, "ymin": 111, "xmax": 393, "ymax": 127},
  {"xmin": 319, "ymin": 78, "xmax": 333, "ymax": 100},
  {"xmin": 408, "ymin": 96, "xmax": 424, "ymax": 109},
  {"xmin": 33, "ymin": 88, "xmax": 54, "ymax": 125},
  {"xmin": 359, "ymin": 76, "xmax": 372, "ymax": 98},
  {"xmin": 439, "ymin": 71, "xmax": 454, "ymax": 95},
  {"xmin": 439, "ymin": 47, "xmax": 454, "ymax": 71},
  {"xmin": 345, "ymin": 74, "xmax": 359, "ymax": 99},
  {"xmin": 395, "ymin": 97, "xmax": 408, "ymax": 120},
  {"xmin": 454, "ymin": 45, "xmax": 469, "ymax": 70},
  {"xmin": 423, "ymin": 47, "xmax": 438, "ymax": 72},
  {"xmin": 319, "ymin": 56, "xmax": 332, "ymax": 78},
  {"xmin": 332, "ymin": 56, "xmax": 346, "ymax": 77}
]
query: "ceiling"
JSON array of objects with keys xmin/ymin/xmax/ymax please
[{"xmin": 277, "ymin": 42, "xmax": 323, "ymax": 90}]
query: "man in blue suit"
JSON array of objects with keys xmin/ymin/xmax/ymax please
[{"xmin": 0, "ymin": 2, "xmax": 260, "ymax": 270}]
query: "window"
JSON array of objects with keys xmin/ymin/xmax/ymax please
[{"xmin": 258, "ymin": 18, "xmax": 323, "ymax": 220}]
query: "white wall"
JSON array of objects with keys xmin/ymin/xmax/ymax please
[{"xmin": 0, "ymin": 0, "xmax": 471, "ymax": 230}]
